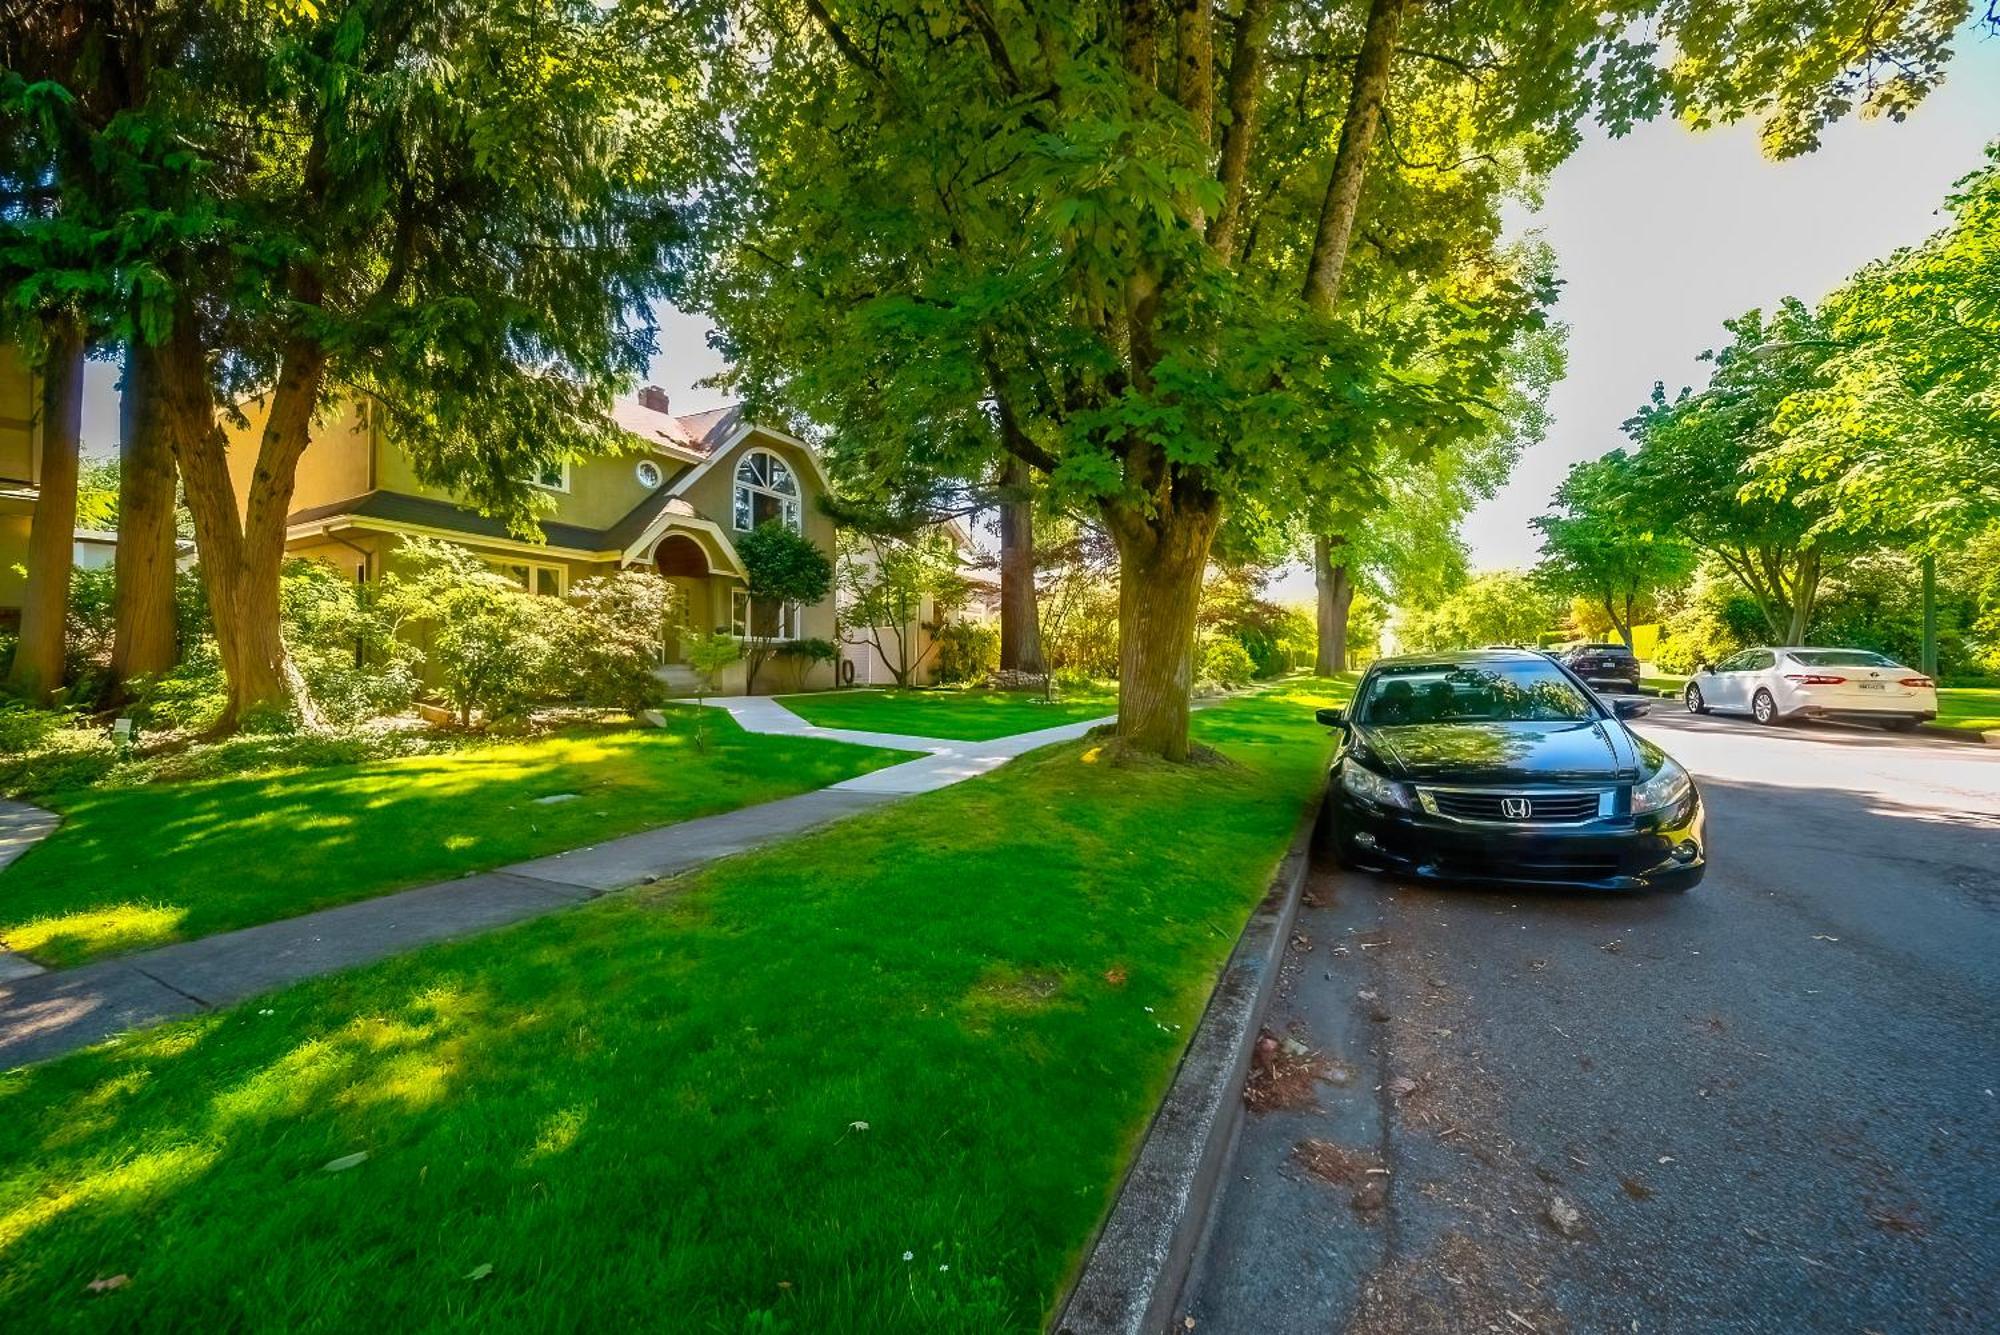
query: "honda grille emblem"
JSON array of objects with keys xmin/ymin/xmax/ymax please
[{"xmin": 1501, "ymin": 797, "xmax": 1533, "ymax": 820}]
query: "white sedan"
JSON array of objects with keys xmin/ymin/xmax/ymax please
[{"xmin": 1683, "ymin": 647, "xmax": 1938, "ymax": 730}]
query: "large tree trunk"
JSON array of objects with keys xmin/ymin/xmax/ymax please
[
  {"xmin": 160, "ymin": 303, "xmax": 325, "ymax": 731},
  {"xmin": 997, "ymin": 456, "xmax": 1045, "ymax": 674},
  {"xmin": 1785, "ymin": 549, "xmax": 1821, "ymax": 646},
  {"xmin": 107, "ymin": 338, "xmax": 182, "ymax": 697},
  {"xmin": 1106, "ymin": 491, "xmax": 1222, "ymax": 762},
  {"xmin": 5, "ymin": 317, "xmax": 86, "ymax": 702},
  {"xmin": 1313, "ymin": 536, "xmax": 1353, "ymax": 675}
]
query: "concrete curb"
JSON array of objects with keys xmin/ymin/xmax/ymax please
[
  {"xmin": 1919, "ymin": 723, "xmax": 2000, "ymax": 747},
  {"xmin": 1052, "ymin": 788, "xmax": 1321, "ymax": 1335}
]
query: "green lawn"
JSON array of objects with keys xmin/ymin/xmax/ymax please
[
  {"xmin": 0, "ymin": 713, "xmax": 908, "ymax": 969},
  {"xmin": 0, "ymin": 679, "xmax": 1350, "ymax": 1333},
  {"xmin": 775, "ymin": 684, "xmax": 1119, "ymax": 741},
  {"xmin": 1935, "ymin": 686, "xmax": 2000, "ymax": 733}
]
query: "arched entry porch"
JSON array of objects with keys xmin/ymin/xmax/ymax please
[{"xmin": 654, "ymin": 533, "xmax": 716, "ymax": 662}]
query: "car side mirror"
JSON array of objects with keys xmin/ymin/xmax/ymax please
[
  {"xmin": 1315, "ymin": 707, "xmax": 1348, "ymax": 730},
  {"xmin": 1611, "ymin": 697, "xmax": 1650, "ymax": 720}
]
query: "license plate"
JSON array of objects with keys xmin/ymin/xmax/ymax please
[{"xmin": 1858, "ymin": 681, "xmax": 1885, "ymax": 691}]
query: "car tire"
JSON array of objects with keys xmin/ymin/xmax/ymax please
[
  {"xmin": 1315, "ymin": 799, "xmax": 1360, "ymax": 870},
  {"xmin": 1684, "ymin": 683, "xmax": 1708, "ymax": 715},
  {"xmin": 1752, "ymin": 688, "xmax": 1780, "ymax": 726}
]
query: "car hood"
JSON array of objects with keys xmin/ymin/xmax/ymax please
[{"xmin": 1355, "ymin": 719, "xmax": 1638, "ymax": 784}]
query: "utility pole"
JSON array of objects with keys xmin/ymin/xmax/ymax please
[{"xmin": 1920, "ymin": 553, "xmax": 1938, "ymax": 679}]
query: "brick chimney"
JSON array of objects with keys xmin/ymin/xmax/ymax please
[{"xmin": 637, "ymin": 384, "xmax": 670, "ymax": 414}]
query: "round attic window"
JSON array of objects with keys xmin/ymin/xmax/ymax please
[{"xmin": 636, "ymin": 459, "xmax": 663, "ymax": 489}]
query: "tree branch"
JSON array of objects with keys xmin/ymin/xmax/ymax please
[
  {"xmin": 1302, "ymin": 0, "xmax": 1407, "ymax": 313},
  {"xmin": 1209, "ymin": 0, "xmax": 1274, "ymax": 261}
]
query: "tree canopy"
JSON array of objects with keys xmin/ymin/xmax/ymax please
[
  {"xmin": 1745, "ymin": 144, "xmax": 2000, "ymax": 545},
  {"xmin": 694, "ymin": 0, "xmax": 1974, "ymax": 757},
  {"xmin": 1534, "ymin": 450, "xmax": 1694, "ymax": 647}
]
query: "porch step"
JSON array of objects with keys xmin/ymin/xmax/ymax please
[{"xmin": 655, "ymin": 664, "xmax": 704, "ymax": 697}]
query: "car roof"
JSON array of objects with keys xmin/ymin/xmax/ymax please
[
  {"xmin": 1744, "ymin": 646, "xmax": 1901, "ymax": 655},
  {"xmin": 1370, "ymin": 648, "xmax": 1551, "ymax": 668}
]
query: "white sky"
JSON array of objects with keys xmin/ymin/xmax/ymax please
[{"xmin": 77, "ymin": 23, "xmax": 2000, "ymax": 607}]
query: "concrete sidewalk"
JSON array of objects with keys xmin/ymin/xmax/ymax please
[
  {"xmin": 0, "ymin": 800, "xmax": 59, "ymax": 984},
  {"xmin": 697, "ymin": 695, "xmax": 1115, "ymax": 794},
  {"xmin": 1, "ymin": 702, "xmax": 1112, "ymax": 1069}
]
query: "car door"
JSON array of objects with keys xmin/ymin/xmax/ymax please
[
  {"xmin": 1701, "ymin": 651, "xmax": 1750, "ymax": 712},
  {"xmin": 1738, "ymin": 649, "xmax": 1778, "ymax": 713}
]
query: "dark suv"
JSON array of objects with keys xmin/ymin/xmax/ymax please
[{"xmin": 1559, "ymin": 642, "xmax": 1641, "ymax": 694}]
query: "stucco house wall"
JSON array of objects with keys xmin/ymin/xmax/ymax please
[{"xmin": 224, "ymin": 387, "xmax": 843, "ymax": 695}]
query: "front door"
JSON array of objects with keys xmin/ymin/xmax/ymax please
[{"xmin": 662, "ymin": 576, "xmax": 708, "ymax": 662}]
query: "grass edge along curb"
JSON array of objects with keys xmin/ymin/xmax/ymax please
[{"xmin": 1051, "ymin": 784, "xmax": 1323, "ymax": 1335}]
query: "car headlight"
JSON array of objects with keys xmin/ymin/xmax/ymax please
[
  {"xmin": 1631, "ymin": 756, "xmax": 1692, "ymax": 815},
  {"xmin": 1341, "ymin": 760, "xmax": 1412, "ymax": 809}
]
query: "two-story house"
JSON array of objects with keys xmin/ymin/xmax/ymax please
[
  {"xmin": 231, "ymin": 385, "xmax": 840, "ymax": 694},
  {"xmin": 0, "ymin": 344, "xmax": 42, "ymax": 624}
]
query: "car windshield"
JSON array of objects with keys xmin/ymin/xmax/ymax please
[
  {"xmin": 1788, "ymin": 649, "xmax": 1899, "ymax": 668},
  {"xmin": 1578, "ymin": 644, "xmax": 1633, "ymax": 656},
  {"xmin": 1358, "ymin": 661, "xmax": 1597, "ymax": 726}
]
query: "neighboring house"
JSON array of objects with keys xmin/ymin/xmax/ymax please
[
  {"xmin": 225, "ymin": 384, "xmax": 841, "ymax": 694},
  {"xmin": 0, "ymin": 344, "xmax": 40, "ymax": 625},
  {"xmin": 837, "ymin": 518, "xmax": 989, "ymax": 687}
]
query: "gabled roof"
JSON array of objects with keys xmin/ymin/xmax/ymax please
[{"xmin": 607, "ymin": 396, "xmax": 749, "ymax": 460}]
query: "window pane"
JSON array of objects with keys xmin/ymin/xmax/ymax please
[
  {"xmin": 769, "ymin": 457, "xmax": 795, "ymax": 494},
  {"xmin": 734, "ymin": 487, "xmax": 753, "ymax": 531},
  {"xmin": 535, "ymin": 568, "xmax": 561, "ymax": 597}
]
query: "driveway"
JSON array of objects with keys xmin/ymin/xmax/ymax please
[{"xmin": 1183, "ymin": 707, "xmax": 2000, "ymax": 1333}]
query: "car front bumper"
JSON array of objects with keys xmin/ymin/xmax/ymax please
[{"xmin": 1326, "ymin": 786, "xmax": 1706, "ymax": 892}]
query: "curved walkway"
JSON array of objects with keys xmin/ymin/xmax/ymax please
[
  {"xmin": 0, "ymin": 800, "xmax": 59, "ymax": 983},
  {"xmin": 0, "ymin": 699, "xmax": 1113, "ymax": 1069}
]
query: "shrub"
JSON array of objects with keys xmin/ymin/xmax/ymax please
[
  {"xmin": 1653, "ymin": 571, "xmax": 1764, "ymax": 673},
  {"xmin": 1199, "ymin": 636, "xmax": 1256, "ymax": 688},
  {"xmin": 685, "ymin": 631, "xmax": 741, "ymax": 695},
  {"xmin": 933, "ymin": 620, "xmax": 999, "ymax": 684},
  {"xmin": 138, "ymin": 640, "xmax": 230, "ymax": 733},
  {"xmin": 0, "ymin": 700, "xmax": 71, "ymax": 756},
  {"xmin": 281, "ymin": 558, "xmax": 421, "ymax": 719},
  {"xmin": 560, "ymin": 571, "xmax": 673, "ymax": 713},
  {"xmin": 1051, "ymin": 665, "xmax": 1100, "ymax": 695},
  {"xmin": 380, "ymin": 537, "xmax": 564, "ymax": 726},
  {"xmin": 0, "ymin": 717, "xmax": 117, "ymax": 798},
  {"xmin": 775, "ymin": 636, "xmax": 839, "ymax": 692}
]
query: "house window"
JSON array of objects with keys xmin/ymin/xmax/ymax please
[
  {"xmin": 529, "ymin": 461, "xmax": 570, "ymax": 493},
  {"xmin": 490, "ymin": 560, "xmax": 566, "ymax": 597},
  {"xmin": 636, "ymin": 459, "xmax": 663, "ymax": 489},
  {"xmin": 729, "ymin": 588, "xmax": 796, "ymax": 638},
  {"xmin": 732, "ymin": 449, "xmax": 801, "ymax": 532}
]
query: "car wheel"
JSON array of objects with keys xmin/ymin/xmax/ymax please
[
  {"xmin": 1752, "ymin": 688, "xmax": 1779, "ymax": 726},
  {"xmin": 1683, "ymin": 682, "xmax": 1707, "ymax": 715},
  {"xmin": 1314, "ymin": 799, "xmax": 1360, "ymax": 870}
]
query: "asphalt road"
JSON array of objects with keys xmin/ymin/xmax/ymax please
[{"xmin": 1183, "ymin": 707, "xmax": 2000, "ymax": 1335}]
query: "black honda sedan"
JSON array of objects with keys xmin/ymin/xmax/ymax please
[{"xmin": 1317, "ymin": 649, "xmax": 1705, "ymax": 892}]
